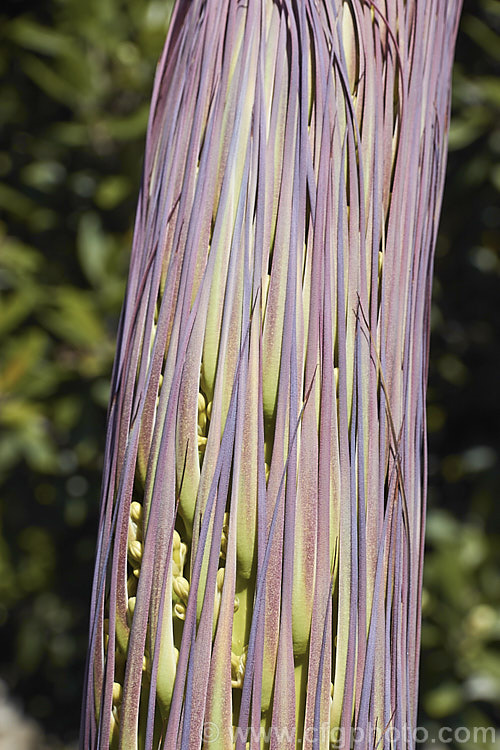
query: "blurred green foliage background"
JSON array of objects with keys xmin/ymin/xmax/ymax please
[{"xmin": 0, "ymin": 0, "xmax": 498, "ymax": 747}]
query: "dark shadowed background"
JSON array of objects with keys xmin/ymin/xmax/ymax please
[{"xmin": 0, "ymin": 0, "xmax": 498, "ymax": 747}]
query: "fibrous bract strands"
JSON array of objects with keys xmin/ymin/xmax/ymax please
[{"xmin": 81, "ymin": 1, "xmax": 462, "ymax": 748}]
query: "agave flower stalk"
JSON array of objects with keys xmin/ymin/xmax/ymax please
[{"xmin": 81, "ymin": 1, "xmax": 461, "ymax": 748}]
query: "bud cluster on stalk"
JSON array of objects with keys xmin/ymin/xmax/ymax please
[{"xmin": 81, "ymin": 1, "xmax": 462, "ymax": 748}]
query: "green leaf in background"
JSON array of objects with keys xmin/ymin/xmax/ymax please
[
  {"xmin": 42, "ymin": 288, "xmax": 107, "ymax": 350},
  {"xmin": 94, "ymin": 175, "xmax": 131, "ymax": 210}
]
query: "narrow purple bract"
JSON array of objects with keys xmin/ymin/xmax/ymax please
[{"xmin": 81, "ymin": 2, "xmax": 462, "ymax": 748}]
